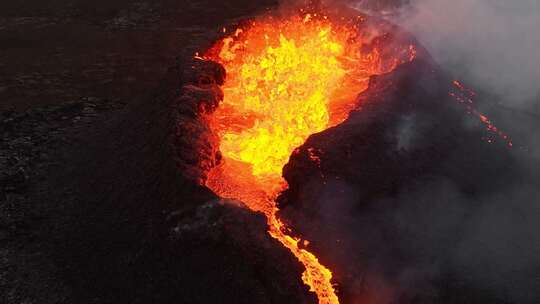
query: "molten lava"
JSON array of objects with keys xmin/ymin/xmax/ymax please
[
  {"xmin": 204, "ymin": 13, "xmax": 416, "ymax": 303},
  {"xmin": 450, "ymin": 80, "xmax": 513, "ymax": 147}
]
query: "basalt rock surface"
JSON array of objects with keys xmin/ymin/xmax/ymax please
[
  {"xmin": 2, "ymin": 11, "xmax": 316, "ymax": 304},
  {"xmin": 277, "ymin": 56, "xmax": 531, "ymax": 303}
]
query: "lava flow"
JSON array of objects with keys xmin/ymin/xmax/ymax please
[{"xmin": 203, "ymin": 13, "xmax": 416, "ymax": 303}]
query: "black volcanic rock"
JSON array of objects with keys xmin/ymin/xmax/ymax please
[
  {"xmin": 167, "ymin": 199, "xmax": 317, "ymax": 304},
  {"xmin": 0, "ymin": 59, "xmax": 315, "ymax": 304},
  {"xmin": 280, "ymin": 58, "xmax": 515, "ymax": 209},
  {"xmin": 164, "ymin": 58, "xmax": 316, "ymax": 303},
  {"xmin": 277, "ymin": 57, "xmax": 522, "ymax": 303},
  {"xmin": 174, "ymin": 59, "xmax": 224, "ymax": 184},
  {"xmin": 1, "ymin": 1, "xmax": 323, "ymax": 303}
]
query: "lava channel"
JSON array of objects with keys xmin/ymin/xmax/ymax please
[{"xmin": 203, "ymin": 12, "xmax": 416, "ymax": 304}]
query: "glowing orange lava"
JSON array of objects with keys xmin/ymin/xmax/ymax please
[
  {"xmin": 450, "ymin": 80, "xmax": 513, "ymax": 147},
  {"xmin": 204, "ymin": 13, "xmax": 416, "ymax": 304}
]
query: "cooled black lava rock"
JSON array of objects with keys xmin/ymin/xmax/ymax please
[
  {"xmin": 182, "ymin": 58, "xmax": 226, "ymax": 86},
  {"xmin": 277, "ymin": 56, "xmax": 530, "ymax": 303},
  {"xmin": 27, "ymin": 57, "xmax": 317, "ymax": 304},
  {"xmin": 280, "ymin": 58, "xmax": 515, "ymax": 210},
  {"xmin": 167, "ymin": 199, "xmax": 317, "ymax": 304},
  {"xmin": 166, "ymin": 58, "xmax": 316, "ymax": 303}
]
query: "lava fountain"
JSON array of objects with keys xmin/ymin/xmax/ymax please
[{"xmin": 202, "ymin": 12, "xmax": 416, "ymax": 303}]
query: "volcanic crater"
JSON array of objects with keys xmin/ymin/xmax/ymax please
[
  {"xmin": 3, "ymin": 1, "xmax": 535, "ymax": 304},
  {"xmin": 173, "ymin": 5, "xmax": 515, "ymax": 303}
]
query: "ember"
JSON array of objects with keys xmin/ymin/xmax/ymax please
[
  {"xmin": 450, "ymin": 80, "xmax": 513, "ymax": 147},
  {"xmin": 203, "ymin": 11, "xmax": 416, "ymax": 303}
]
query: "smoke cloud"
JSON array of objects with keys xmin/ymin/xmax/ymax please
[
  {"xmin": 356, "ymin": 2, "xmax": 540, "ymax": 302},
  {"xmin": 354, "ymin": 0, "xmax": 540, "ymax": 114}
]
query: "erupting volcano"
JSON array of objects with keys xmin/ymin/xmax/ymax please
[
  {"xmin": 200, "ymin": 11, "xmax": 417, "ymax": 303},
  {"xmin": 5, "ymin": 1, "xmax": 537, "ymax": 304}
]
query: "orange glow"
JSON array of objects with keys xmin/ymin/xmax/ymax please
[
  {"xmin": 450, "ymin": 80, "xmax": 513, "ymax": 147},
  {"xmin": 204, "ymin": 13, "xmax": 415, "ymax": 303}
]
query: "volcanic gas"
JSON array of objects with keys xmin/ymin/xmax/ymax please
[{"xmin": 202, "ymin": 11, "xmax": 416, "ymax": 303}]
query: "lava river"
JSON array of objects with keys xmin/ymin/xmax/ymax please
[{"xmin": 203, "ymin": 12, "xmax": 416, "ymax": 303}]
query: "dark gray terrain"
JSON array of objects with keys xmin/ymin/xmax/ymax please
[
  {"xmin": 0, "ymin": 1, "xmax": 319, "ymax": 304},
  {"xmin": 2, "ymin": 1, "xmax": 539, "ymax": 304}
]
